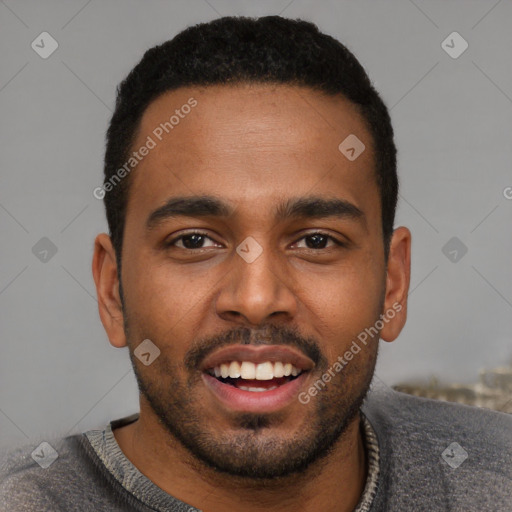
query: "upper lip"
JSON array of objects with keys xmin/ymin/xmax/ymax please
[{"xmin": 200, "ymin": 345, "xmax": 315, "ymax": 372}]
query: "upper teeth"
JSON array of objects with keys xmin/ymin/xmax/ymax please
[{"xmin": 211, "ymin": 361, "xmax": 302, "ymax": 380}]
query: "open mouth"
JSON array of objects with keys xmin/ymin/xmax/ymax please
[
  {"xmin": 200, "ymin": 344, "xmax": 314, "ymax": 412},
  {"xmin": 206, "ymin": 361, "xmax": 304, "ymax": 392}
]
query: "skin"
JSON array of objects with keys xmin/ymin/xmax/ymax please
[{"xmin": 92, "ymin": 83, "xmax": 411, "ymax": 512}]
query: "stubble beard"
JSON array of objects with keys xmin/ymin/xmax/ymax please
[{"xmin": 128, "ymin": 331, "xmax": 378, "ymax": 480}]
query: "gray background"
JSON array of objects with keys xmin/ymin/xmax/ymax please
[{"xmin": 0, "ymin": 0, "xmax": 511, "ymax": 450}]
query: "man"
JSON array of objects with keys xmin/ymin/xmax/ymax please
[{"xmin": 1, "ymin": 15, "xmax": 510, "ymax": 512}]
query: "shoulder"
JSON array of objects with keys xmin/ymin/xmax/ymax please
[
  {"xmin": 364, "ymin": 384, "xmax": 512, "ymax": 443},
  {"xmin": 0, "ymin": 433, "xmax": 101, "ymax": 511},
  {"xmin": 362, "ymin": 385, "xmax": 512, "ymax": 510}
]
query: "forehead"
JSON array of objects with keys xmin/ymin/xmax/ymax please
[{"xmin": 125, "ymin": 83, "xmax": 379, "ymax": 231}]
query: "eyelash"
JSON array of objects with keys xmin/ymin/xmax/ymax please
[{"xmin": 165, "ymin": 231, "xmax": 346, "ymax": 250}]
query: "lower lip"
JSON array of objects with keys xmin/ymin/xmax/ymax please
[{"xmin": 202, "ymin": 373, "xmax": 308, "ymax": 413}]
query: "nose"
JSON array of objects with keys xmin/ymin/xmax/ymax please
[{"xmin": 215, "ymin": 238, "xmax": 298, "ymax": 326}]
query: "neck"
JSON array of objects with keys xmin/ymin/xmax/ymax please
[{"xmin": 114, "ymin": 404, "xmax": 367, "ymax": 512}]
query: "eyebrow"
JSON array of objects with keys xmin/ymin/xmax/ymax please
[{"xmin": 145, "ymin": 195, "xmax": 366, "ymax": 231}]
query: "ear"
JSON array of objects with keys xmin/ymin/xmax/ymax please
[
  {"xmin": 92, "ymin": 233, "xmax": 127, "ymax": 348},
  {"xmin": 380, "ymin": 226, "xmax": 411, "ymax": 343}
]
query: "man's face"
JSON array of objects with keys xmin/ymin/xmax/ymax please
[{"xmin": 116, "ymin": 84, "xmax": 391, "ymax": 478}]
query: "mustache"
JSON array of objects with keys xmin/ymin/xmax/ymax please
[{"xmin": 184, "ymin": 324, "xmax": 325, "ymax": 371}]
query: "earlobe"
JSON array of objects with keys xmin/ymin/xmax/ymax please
[
  {"xmin": 92, "ymin": 233, "xmax": 127, "ymax": 348},
  {"xmin": 380, "ymin": 226, "xmax": 411, "ymax": 343}
]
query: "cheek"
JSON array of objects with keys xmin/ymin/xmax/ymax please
[
  {"xmin": 123, "ymin": 257, "xmax": 220, "ymax": 361},
  {"xmin": 127, "ymin": 248, "xmax": 191, "ymax": 310},
  {"xmin": 305, "ymin": 255, "xmax": 380, "ymax": 313},
  {"xmin": 120, "ymin": 259, "xmax": 184, "ymax": 344},
  {"xmin": 300, "ymin": 263, "xmax": 383, "ymax": 361}
]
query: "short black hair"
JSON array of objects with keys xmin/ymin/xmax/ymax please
[{"xmin": 103, "ymin": 15, "xmax": 398, "ymax": 276}]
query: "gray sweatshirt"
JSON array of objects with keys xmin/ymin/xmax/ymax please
[{"xmin": 1, "ymin": 384, "xmax": 511, "ymax": 511}]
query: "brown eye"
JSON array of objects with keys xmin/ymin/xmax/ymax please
[
  {"xmin": 166, "ymin": 232, "xmax": 219, "ymax": 250},
  {"xmin": 294, "ymin": 232, "xmax": 344, "ymax": 250}
]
